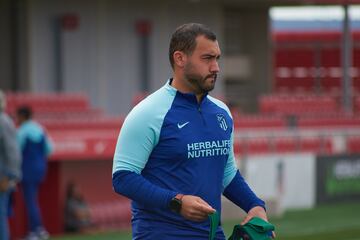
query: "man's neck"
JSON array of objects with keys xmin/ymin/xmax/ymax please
[{"xmin": 171, "ymin": 77, "xmax": 204, "ymax": 103}]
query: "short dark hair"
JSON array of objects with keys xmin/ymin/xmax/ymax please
[
  {"xmin": 169, "ymin": 23, "xmax": 217, "ymax": 69},
  {"xmin": 17, "ymin": 105, "xmax": 33, "ymax": 120}
]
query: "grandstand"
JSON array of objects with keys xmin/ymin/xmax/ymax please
[
  {"xmin": 273, "ymin": 30, "xmax": 360, "ymax": 94},
  {"xmin": 231, "ymin": 6, "xmax": 360, "ymax": 157},
  {"xmin": 6, "ymin": 90, "xmax": 360, "ymax": 162},
  {"xmin": 5, "ymin": 93, "xmax": 122, "ymax": 160}
]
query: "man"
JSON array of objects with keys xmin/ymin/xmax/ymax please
[
  {"xmin": 0, "ymin": 90, "xmax": 22, "ymax": 240},
  {"xmin": 112, "ymin": 23, "xmax": 269, "ymax": 239},
  {"xmin": 17, "ymin": 106, "xmax": 53, "ymax": 240}
]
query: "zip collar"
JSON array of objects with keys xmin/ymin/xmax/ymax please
[{"xmin": 165, "ymin": 78, "xmax": 208, "ymax": 105}]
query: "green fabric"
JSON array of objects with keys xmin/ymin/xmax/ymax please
[
  {"xmin": 208, "ymin": 212, "xmax": 220, "ymax": 240},
  {"xmin": 228, "ymin": 225, "xmax": 246, "ymax": 240},
  {"xmin": 228, "ymin": 217, "xmax": 275, "ymax": 240}
]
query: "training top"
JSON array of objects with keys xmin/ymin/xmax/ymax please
[
  {"xmin": 112, "ymin": 79, "xmax": 264, "ymax": 240},
  {"xmin": 17, "ymin": 120, "xmax": 53, "ymax": 182}
]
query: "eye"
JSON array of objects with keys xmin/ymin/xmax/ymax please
[{"xmin": 202, "ymin": 55, "xmax": 215, "ymax": 61}]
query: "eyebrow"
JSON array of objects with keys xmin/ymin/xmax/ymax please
[{"xmin": 202, "ymin": 54, "xmax": 221, "ymax": 59}]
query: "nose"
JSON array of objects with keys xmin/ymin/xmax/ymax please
[{"xmin": 211, "ymin": 60, "xmax": 220, "ymax": 73}]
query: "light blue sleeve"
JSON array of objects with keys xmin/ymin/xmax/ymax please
[
  {"xmin": 45, "ymin": 136, "xmax": 53, "ymax": 156},
  {"xmin": 17, "ymin": 126, "xmax": 27, "ymax": 151},
  {"xmin": 112, "ymin": 86, "xmax": 175, "ymax": 175},
  {"xmin": 223, "ymin": 130, "xmax": 238, "ymax": 189}
]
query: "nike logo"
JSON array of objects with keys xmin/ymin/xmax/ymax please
[{"xmin": 177, "ymin": 121, "xmax": 189, "ymax": 129}]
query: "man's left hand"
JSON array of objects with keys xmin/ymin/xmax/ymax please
[
  {"xmin": 241, "ymin": 206, "xmax": 267, "ymax": 225},
  {"xmin": 241, "ymin": 206, "xmax": 276, "ymax": 238}
]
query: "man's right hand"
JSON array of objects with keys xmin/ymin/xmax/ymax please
[{"xmin": 179, "ymin": 195, "xmax": 215, "ymax": 222}]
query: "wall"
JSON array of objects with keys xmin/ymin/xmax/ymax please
[
  {"xmin": 27, "ymin": 0, "xmax": 225, "ymax": 114},
  {"xmin": 223, "ymin": 6, "xmax": 271, "ymax": 112},
  {"xmin": 238, "ymin": 153, "xmax": 316, "ymax": 210},
  {"xmin": 1, "ymin": 0, "xmax": 272, "ymax": 114},
  {"xmin": 0, "ymin": 0, "xmax": 12, "ymax": 90}
]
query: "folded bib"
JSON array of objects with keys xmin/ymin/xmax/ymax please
[{"xmin": 228, "ymin": 217, "xmax": 275, "ymax": 240}]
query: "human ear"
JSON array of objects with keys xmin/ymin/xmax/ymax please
[{"xmin": 173, "ymin": 51, "xmax": 187, "ymax": 68}]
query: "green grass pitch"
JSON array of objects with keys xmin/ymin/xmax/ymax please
[{"xmin": 53, "ymin": 201, "xmax": 360, "ymax": 240}]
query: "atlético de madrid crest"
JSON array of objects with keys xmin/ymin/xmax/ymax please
[{"xmin": 216, "ymin": 114, "xmax": 228, "ymax": 131}]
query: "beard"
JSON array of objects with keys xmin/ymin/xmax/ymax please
[{"xmin": 184, "ymin": 62, "xmax": 217, "ymax": 94}]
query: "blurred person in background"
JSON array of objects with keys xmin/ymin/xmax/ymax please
[
  {"xmin": 16, "ymin": 106, "xmax": 53, "ymax": 240},
  {"xmin": 112, "ymin": 23, "xmax": 270, "ymax": 239},
  {"xmin": 64, "ymin": 182, "xmax": 91, "ymax": 233},
  {"xmin": 0, "ymin": 90, "xmax": 22, "ymax": 240}
]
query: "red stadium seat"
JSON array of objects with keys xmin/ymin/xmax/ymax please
[
  {"xmin": 273, "ymin": 137, "xmax": 297, "ymax": 153},
  {"xmin": 299, "ymin": 137, "xmax": 333, "ymax": 154},
  {"xmin": 237, "ymin": 138, "xmax": 271, "ymax": 155},
  {"xmin": 298, "ymin": 117, "xmax": 360, "ymax": 128},
  {"xmin": 273, "ymin": 33, "xmax": 360, "ymax": 95},
  {"xmin": 234, "ymin": 115, "xmax": 286, "ymax": 129},
  {"xmin": 42, "ymin": 117, "xmax": 123, "ymax": 131},
  {"xmin": 347, "ymin": 137, "xmax": 360, "ymax": 154},
  {"xmin": 259, "ymin": 93, "xmax": 339, "ymax": 116},
  {"xmin": 274, "ymin": 48, "xmax": 316, "ymax": 91},
  {"xmin": 355, "ymin": 97, "xmax": 360, "ymax": 113},
  {"xmin": 5, "ymin": 92, "xmax": 91, "ymax": 119}
]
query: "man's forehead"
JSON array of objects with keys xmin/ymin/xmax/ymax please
[{"xmin": 194, "ymin": 35, "xmax": 221, "ymax": 55}]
